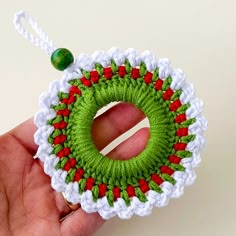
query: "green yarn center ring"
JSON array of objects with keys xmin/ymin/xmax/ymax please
[{"xmin": 67, "ymin": 77, "xmax": 176, "ymax": 187}]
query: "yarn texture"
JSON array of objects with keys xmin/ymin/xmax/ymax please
[{"xmin": 34, "ymin": 48, "xmax": 207, "ymax": 219}]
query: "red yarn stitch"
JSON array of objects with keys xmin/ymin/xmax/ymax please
[
  {"xmin": 163, "ymin": 88, "xmax": 174, "ymax": 100},
  {"xmin": 99, "ymin": 183, "xmax": 107, "ymax": 197},
  {"xmin": 177, "ymin": 128, "xmax": 188, "ymax": 137},
  {"xmin": 63, "ymin": 158, "xmax": 76, "ymax": 171},
  {"xmin": 118, "ymin": 66, "xmax": 127, "ymax": 77},
  {"xmin": 151, "ymin": 174, "xmax": 164, "ymax": 185},
  {"xmin": 104, "ymin": 67, "xmax": 113, "ymax": 79},
  {"xmin": 77, "ymin": 168, "xmax": 84, "ymax": 176},
  {"xmin": 160, "ymin": 166, "xmax": 174, "ymax": 175},
  {"xmin": 57, "ymin": 147, "xmax": 71, "ymax": 158},
  {"xmin": 113, "ymin": 187, "xmax": 120, "ymax": 200},
  {"xmin": 63, "ymin": 163, "xmax": 71, "ymax": 171},
  {"xmin": 69, "ymin": 158, "xmax": 76, "ymax": 167},
  {"xmin": 174, "ymin": 143, "xmax": 187, "ymax": 151},
  {"xmin": 174, "ymin": 113, "xmax": 186, "ymax": 123},
  {"xmin": 170, "ymin": 99, "xmax": 182, "ymax": 112},
  {"xmin": 53, "ymin": 134, "xmax": 67, "ymax": 145},
  {"xmin": 154, "ymin": 79, "xmax": 163, "ymax": 90},
  {"xmin": 74, "ymin": 168, "xmax": 84, "ymax": 181},
  {"xmin": 90, "ymin": 71, "xmax": 100, "ymax": 83},
  {"xmin": 69, "ymin": 85, "xmax": 82, "ymax": 96},
  {"xmin": 68, "ymin": 95, "xmax": 77, "ymax": 104},
  {"xmin": 85, "ymin": 178, "xmax": 95, "ymax": 190},
  {"xmin": 61, "ymin": 96, "xmax": 76, "ymax": 105},
  {"xmin": 131, "ymin": 68, "xmax": 140, "ymax": 79},
  {"xmin": 53, "ymin": 121, "xmax": 68, "ymax": 129},
  {"xmin": 126, "ymin": 185, "xmax": 136, "ymax": 197},
  {"xmin": 139, "ymin": 179, "xmax": 150, "ymax": 193},
  {"xmin": 61, "ymin": 98, "xmax": 68, "ymax": 104},
  {"xmin": 144, "ymin": 72, "xmax": 153, "ymax": 84},
  {"xmin": 169, "ymin": 155, "xmax": 181, "ymax": 164},
  {"xmin": 57, "ymin": 109, "xmax": 70, "ymax": 116},
  {"xmin": 81, "ymin": 77, "xmax": 92, "ymax": 87}
]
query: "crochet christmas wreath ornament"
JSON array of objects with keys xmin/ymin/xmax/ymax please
[{"xmin": 34, "ymin": 48, "xmax": 207, "ymax": 219}]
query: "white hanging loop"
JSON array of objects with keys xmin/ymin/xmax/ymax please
[{"xmin": 14, "ymin": 11, "xmax": 56, "ymax": 55}]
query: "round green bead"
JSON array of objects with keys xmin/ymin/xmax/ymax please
[{"xmin": 51, "ymin": 48, "xmax": 74, "ymax": 71}]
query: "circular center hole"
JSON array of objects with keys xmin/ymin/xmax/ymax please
[{"xmin": 91, "ymin": 102, "xmax": 150, "ymax": 160}]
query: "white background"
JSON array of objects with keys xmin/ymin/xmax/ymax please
[{"xmin": 0, "ymin": 0, "xmax": 235, "ymax": 235}]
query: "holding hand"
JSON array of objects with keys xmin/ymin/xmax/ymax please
[{"xmin": 0, "ymin": 103, "xmax": 149, "ymax": 236}]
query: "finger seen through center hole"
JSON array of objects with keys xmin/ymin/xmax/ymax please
[{"xmin": 91, "ymin": 102, "xmax": 150, "ymax": 160}]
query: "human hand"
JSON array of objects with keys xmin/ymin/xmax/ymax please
[{"xmin": 0, "ymin": 103, "xmax": 149, "ymax": 236}]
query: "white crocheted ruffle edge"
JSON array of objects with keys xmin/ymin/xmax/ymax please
[{"xmin": 34, "ymin": 48, "xmax": 207, "ymax": 220}]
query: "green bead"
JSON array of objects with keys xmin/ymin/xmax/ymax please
[{"xmin": 51, "ymin": 48, "xmax": 74, "ymax": 71}]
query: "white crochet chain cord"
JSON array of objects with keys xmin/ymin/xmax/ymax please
[
  {"xmin": 34, "ymin": 47, "xmax": 207, "ymax": 220},
  {"xmin": 14, "ymin": 11, "xmax": 56, "ymax": 55}
]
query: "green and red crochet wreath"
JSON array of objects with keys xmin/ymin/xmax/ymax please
[{"xmin": 34, "ymin": 47, "xmax": 207, "ymax": 219}]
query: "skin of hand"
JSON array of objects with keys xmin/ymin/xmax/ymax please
[{"xmin": 0, "ymin": 103, "xmax": 149, "ymax": 236}]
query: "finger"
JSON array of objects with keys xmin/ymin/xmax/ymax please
[
  {"xmin": 107, "ymin": 127, "xmax": 150, "ymax": 160},
  {"xmin": 8, "ymin": 118, "xmax": 37, "ymax": 154},
  {"xmin": 92, "ymin": 102, "xmax": 145, "ymax": 151},
  {"xmin": 54, "ymin": 192, "xmax": 72, "ymax": 220},
  {"xmin": 61, "ymin": 210, "xmax": 105, "ymax": 236}
]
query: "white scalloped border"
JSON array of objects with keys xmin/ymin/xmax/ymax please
[{"xmin": 34, "ymin": 48, "xmax": 207, "ymax": 220}]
